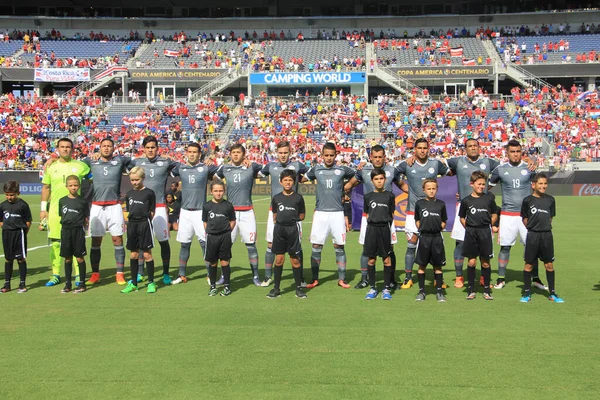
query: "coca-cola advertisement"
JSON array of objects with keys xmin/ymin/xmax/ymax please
[{"xmin": 573, "ymin": 184, "xmax": 600, "ymax": 196}]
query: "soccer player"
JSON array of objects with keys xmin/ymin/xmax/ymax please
[
  {"xmin": 259, "ymin": 141, "xmax": 308, "ymax": 287},
  {"xmin": 302, "ymin": 142, "xmax": 355, "ymax": 289},
  {"xmin": 40, "ymin": 138, "xmax": 91, "ymax": 287},
  {"xmin": 459, "ymin": 171, "xmax": 498, "ymax": 300},
  {"xmin": 171, "ymin": 142, "xmax": 219, "ymax": 285},
  {"xmin": 520, "ymin": 173, "xmax": 564, "ymax": 303},
  {"xmin": 362, "ymin": 168, "xmax": 396, "ymax": 300},
  {"xmin": 202, "ymin": 180, "xmax": 236, "ymax": 297},
  {"xmin": 395, "ymin": 138, "xmax": 449, "ymax": 289},
  {"xmin": 58, "ymin": 176, "xmax": 90, "ymax": 294},
  {"xmin": 489, "ymin": 139, "xmax": 546, "ymax": 290},
  {"xmin": 414, "ymin": 179, "xmax": 448, "ymax": 302},
  {"xmin": 129, "ymin": 136, "xmax": 178, "ymax": 285},
  {"xmin": 121, "ymin": 167, "xmax": 157, "ymax": 294},
  {"xmin": 82, "ymin": 138, "xmax": 130, "ymax": 285},
  {"xmin": 344, "ymin": 145, "xmax": 405, "ymax": 289},
  {"xmin": 215, "ymin": 143, "xmax": 263, "ymax": 286},
  {"xmin": 267, "ymin": 169, "xmax": 307, "ymax": 299},
  {"xmin": 0, "ymin": 181, "xmax": 32, "ymax": 293}
]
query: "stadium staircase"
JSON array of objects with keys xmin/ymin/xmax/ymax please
[
  {"xmin": 65, "ymin": 68, "xmax": 128, "ymax": 98},
  {"xmin": 482, "ymin": 40, "xmax": 553, "ymax": 91},
  {"xmin": 127, "ymin": 42, "xmax": 150, "ymax": 67},
  {"xmin": 217, "ymin": 105, "xmax": 240, "ymax": 146},
  {"xmin": 367, "ymin": 43, "xmax": 423, "ymax": 96},
  {"xmin": 11, "ymin": 48, "xmax": 24, "ymax": 59},
  {"xmin": 188, "ymin": 67, "xmax": 248, "ymax": 103},
  {"xmin": 366, "ymin": 103, "xmax": 381, "ymax": 139}
]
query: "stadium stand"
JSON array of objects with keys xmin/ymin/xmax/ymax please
[{"xmin": 495, "ymin": 34, "xmax": 600, "ymax": 64}]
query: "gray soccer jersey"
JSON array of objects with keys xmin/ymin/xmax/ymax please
[
  {"xmin": 260, "ymin": 161, "xmax": 308, "ymax": 197},
  {"xmin": 306, "ymin": 164, "xmax": 355, "ymax": 212},
  {"xmin": 129, "ymin": 157, "xmax": 178, "ymax": 205},
  {"xmin": 355, "ymin": 164, "xmax": 400, "ymax": 194},
  {"xmin": 172, "ymin": 163, "xmax": 219, "ymax": 210},
  {"xmin": 395, "ymin": 159, "xmax": 449, "ymax": 212},
  {"xmin": 489, "ymin": 161, "xmax": 533, "ymax": 212},
  {"xmin": 447, "ymin": 156, "xmax": 500, "ymax": 201},
  {"xmin": 216, "ymin": 163, "xmax": 262, "ymax": 209},
  {"xmin": 84, "ymin": 156, "xmax": 130, "ymax": 203}
]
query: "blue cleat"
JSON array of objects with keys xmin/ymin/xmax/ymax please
[
  {"xmin": 252, "ymin": 277, "xmax": 262, "ymax": 287},
  {"xmin": 548, "ymin": 294, "xmax": 565, "ymax": 303},
  {"xmin": 365, "ymin": 288, "xmax": 378, "ymax": 300},
  {"xmin": 162, "ymin": 274, "xmax": 172, "ymax": 285},
  {"xmin": 45, "ymin": 275, "xmax": 60, "ymax": 286},
  {"xmin": 381, "ymin": 289, "xmax": 392, "ymax": 300},
  {"xmin": 520, "ymin": 295, "xmax": 532, "ymax": 303}
]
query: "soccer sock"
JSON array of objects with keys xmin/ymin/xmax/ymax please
[
  {"xmin": 360, "ymin": 253, "xmax": 369, "ymax": 280},
  {"xmin": 523, "ymin": 269, "xmax": 532, "ymax": 295},
  {"xmin": 246, "ymin": 243, "xmax": 259, "ymax": 279},
  {"xmin": 264, "ymin": 247, "xmax": 275, "ymax": 279},
  {"xmin": 114, "ymin": 246, "xmax": 125, "ymax": 273},
  {"xmin": 298, "ymin": 249, "xmax": 305, "ymax": 282},
  {"xmin": 222, "ymin": 263, "xmax": 231, "ymax": 287},
  {"xmin": 274, "ymin": 264, "xmax": 283, "ymax": 290},
  {"xmin": 383, "ymin": 265, "xmax": 393, "ymax": 289},
  {"xmin": 292, "ymin": 266, "xmax": 302, "ymax": 289},
  {"xmin": 310, "ymin": 247, "xmax": 322, "ymax": 281},
  {"xmin": 532, "ymin": 260, "xmax": 540, "ymax": 280},
  {"xmin": 405, "ymin": 243, "xmax": 416, "ymax": 279},
  {"xmin": 482, "ymin": 267, "xmax": 491, "ymax": 293},
  {"xmin": 179, "ymin": 242, "xmax": 191, "ymax": 277},
  {"xmin": 435, "ymin": 272, "xmax": 443, "ymax": 294},
  {"xmin": 51, "ymin": 240, "xmax": 62, "ymax": 276},
  {"xmin": 78, "ymin": 260, "xmax": 87, "ymax": 284},
  {"xmin": 498, "ymin": 246, "xmax": 511, "ymax": 280},
  {"xmin": 467, "ymin": 266, "xmax": 476, "ymax": 293},
  {"xmin": 4, "ymin": 260, "xmax": 14, "ymax": 284},
  {"xmin": 417, "ymin": 272, "xmax": 425, "ymax": 293},
  {"xmin": 546, "ymin": 270, "xmax": 555, "ymax": 294},
  {"xmin": 65, "ymin": 260, "xmax": 73, "ymax": 287},
  {"xmin": 454, "ymin": 241, "xmax": 464, "ymax": 277},
  {"xmin": 160, "ymin": 241, "xmax": 171, "ymax": 276},
  {"xmin": 90, "ymin": 246, "xmax": 101, "ymax": 273},
  {"xmin": 18, "ymin": 261, "xmax": 27, "ymax": 284},
  {"xmin": 146, "ymin": 260, "xmax": 155, "ymax": 283},
  {"xmin": 208, "ymin": 265, "xmax": 217, "ymax": 287},
  {"xmin": 390, "ymin": 251, "xmax": 397, "ymax": 283},
  {"xmin": 335, "ymin": 247, "xmax": 347, "ymax": 281},
  {"xmin": 138, "ymin": 254, "xmax": 145, "ymax": 275},
  {"xmin": 130, "ymin": 258, "xmax": 139, "ymax": 285},
  {"xmin": 367, "ymin": 264, "xmax": 376, "ymax": 289}
]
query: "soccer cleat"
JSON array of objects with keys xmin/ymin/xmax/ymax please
[
  {"xmin": 354, "ymin": 280, "xmax": 369, "ymax": 289},
  {"xmin": 365, "ymin": 288, "xmax": 378, "ymax": 300},
  {"xmin": 381, "ymin": 289, "xmax": 392, "ymax": 300},
  {"xmin": 436, "ymin": 293, "xmax": 447, "ymax": 302},
  {"xmin": 494, "ymin": 279, "xmax": 506, "ymax": 289},
  {"xmin": 252, "ymin": 277, "xmax": 262, "ymax": 287},
  {"xmin": 466, "ymin": 292, "xmax": 476, "ymax": 300},
  {"xmin": 483, "ymin": 292, "xmax": 494, "ymax": 301},
  {"xmin": 454, "ymin": 276, "xmax": 464, "ymax": 288},
  {"xmin": 306, "ymin": 280, "xmax": 319, "ymax": 289},
  {"xmin": 260, "ymin": 277, "xmax": 273, "ymax": 287},
  {"xmin": 220, "ymin": 287, "xmax": 232, "ymax": 297},
  {"xmin": 338, "ymin": 280, "xmax": 351, "ymax": 289},
  {"xmin": 172, "ymin": 276, "xmax": 188, "ymax": 285},
  {"xmin": 147, "ymin": 282, "xmax": 157, "ymax": 293},
  {"xmin": 520, "ymin": 295, "xmax": 532, "ymax": 303},
  {"xmin": 162, "ymin": 274, "xmax": 172, "ymax": 285},
  {"xmin": 295, "ymin": 288, "xmax": 308, "ymax": 299},
  {"xmin": 137, "ymin": 274, "xmax": 145, "ymax": 283},
  {"xmin": 17, "ymin": 285, "xmax": 27, "ymax": 294},
  {"xmin": 401, "ymin": 278, "xmax": 413, "ymax": 289},
  {"xmin": 266, "ymin": 288, "xmax": 282, "ymax": 299},
  {"xmin": 208, "ymin": 287, "xmax": 218, "ymax": 296},
  {"xmin": 73, "ymin": 285, "xmax": 87, "ymax": 294},
  {"xmin": 61, "ymin": 285, "xmax": 72, "ymax": 294},
  {"xmin": 415, "ymin": 292, "xmax": 426, "ymax": 301},
  {"xmin": 215, "ymin": 276, "xmax": 225, "ymax": 286},
  {"xmin": 116, "ymin": 272, "xmax": 127, "ymax": 285},
  {"xmin": 300, "ymin": 281, "xmax": 308, "ymax": 289},
  {"xmin": 438, "ymin": 281, "xmax": 448, "ymax": 289},
  {"xmin": 45, "ymin": 275, "xmax": 60, "ymax": 287},
  {"xmin": 1, "ymin": 284, "xmax": 10, "ymax": 293},
  {"xmin": 86, "ymin": 272, "xmax": 100, "ymax": 285},
  {"xmin": 120, "ymin": 282, "xmax": 138, "ymax": 293},
  {"xmin": 533, "ymin": 279, "xmax": 549, "ymax": 291},
  {"xmin": 548, "ymin": 294, "xmax": 565, "ymax": 303}
]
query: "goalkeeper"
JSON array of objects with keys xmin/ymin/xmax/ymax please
[{"xmin": 40, "ymin": 138, "xmax": 91, "ymax": 286}]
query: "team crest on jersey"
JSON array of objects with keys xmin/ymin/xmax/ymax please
[
  {"xmin": 62, "ymin": 206, "xmax": 68, "ymax": 215},
  {"xmin": 334, "ymin": 169, "xmax": 341, "ymax": 175},
  {"xmin": 157, "ymin": 161, "xmax": 164, "ymax": 167},
  {"xmin": 197, "ymin": 167, "xmax": 204, "ymax": 172},
  {"xmin": 480, "ymin": 164, "xmax": 486, "ymax": 170},
  {"xmin": 428, "ymin": 167, "xmax": 435, "ymax": 174},
  {"xmin": 242, "ymin": 166, "xmax": 247, "ymax": 170},
  {"xmin": 111, "ymin": 160, "xmax": 118, "ymax": 165},
  {"xmin": 521, "ymin": 169, "xmax": 528, "ymax": 176},
  {"xmin": 385, "ymin": 171, "xmax": 391, "ymax": 177}
]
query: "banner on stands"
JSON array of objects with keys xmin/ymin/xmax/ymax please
[
  {"xmin": 34, "ymin": 68, "xmax": 90, "ymax": 82},
  {"xmin": 393, "ymin": 66, "xmax": 493, "ymax": 79},
  {"xmin": 249, "ymin": 72, "xmax": 366, "ymax": 85}
]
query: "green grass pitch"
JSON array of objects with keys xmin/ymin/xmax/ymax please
[{"xmin": 1, "ymin": 194, "xmax": 599, "ymax": 399}]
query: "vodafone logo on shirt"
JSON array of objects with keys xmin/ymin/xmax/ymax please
[{"xmin": 573, "ymin": 184, "xmax": 600, "ymax": 196}]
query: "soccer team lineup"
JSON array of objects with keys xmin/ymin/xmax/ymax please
[{"xmin": 1, "ymin": 135, "xmax": 564, "ymax": 303}]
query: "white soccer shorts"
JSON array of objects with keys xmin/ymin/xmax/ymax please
[
  {"xmin": 90, "ymin": 204, "xmax": 125, "ymax": 237},
  {"xmin": 450, "ymin": 202, "xmax": 465, "ymax": 241},
  {"xmin": 358, "ymin": 214, "xmax": 398, "ymax": 245},
  {"xmin": 176, "ymin": 209, "xmax": 206, "ymax": 243},
  {"xmin": 310, "ymin": 210, "xmax": 346, "ymax": 245},
  {"xmin": 152, "ymin": 206, "xmax": 170, "ymax": 242},
  {"xmin": 232, "ymin": 209, "xmax": 257, "ymax": 244},
  {"xmin": 498, "ymin": 213, "xmax": 527, "ymax": 246},
  {"xmin": 404, "ymin": 212, "xmax": 419, "ymax": 240}
]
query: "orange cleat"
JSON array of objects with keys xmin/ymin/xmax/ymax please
[
  {"xmin": 86, "ymin": 272, "xmax": 101, "ymax": 285},
  {"xmin": 116, "ymin": 272, "xmax": 127, "ymax": 285},
  {"xmin": 454, "ymin": 276, "xmax": 464, "ymax": 288},
  {"xmin": 306, "ymin": 280, "xmax": 319, "ymax": 289},
  {"xmin": 338, "ymin": 280, "xmax": 351, "ymax": 289}
]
